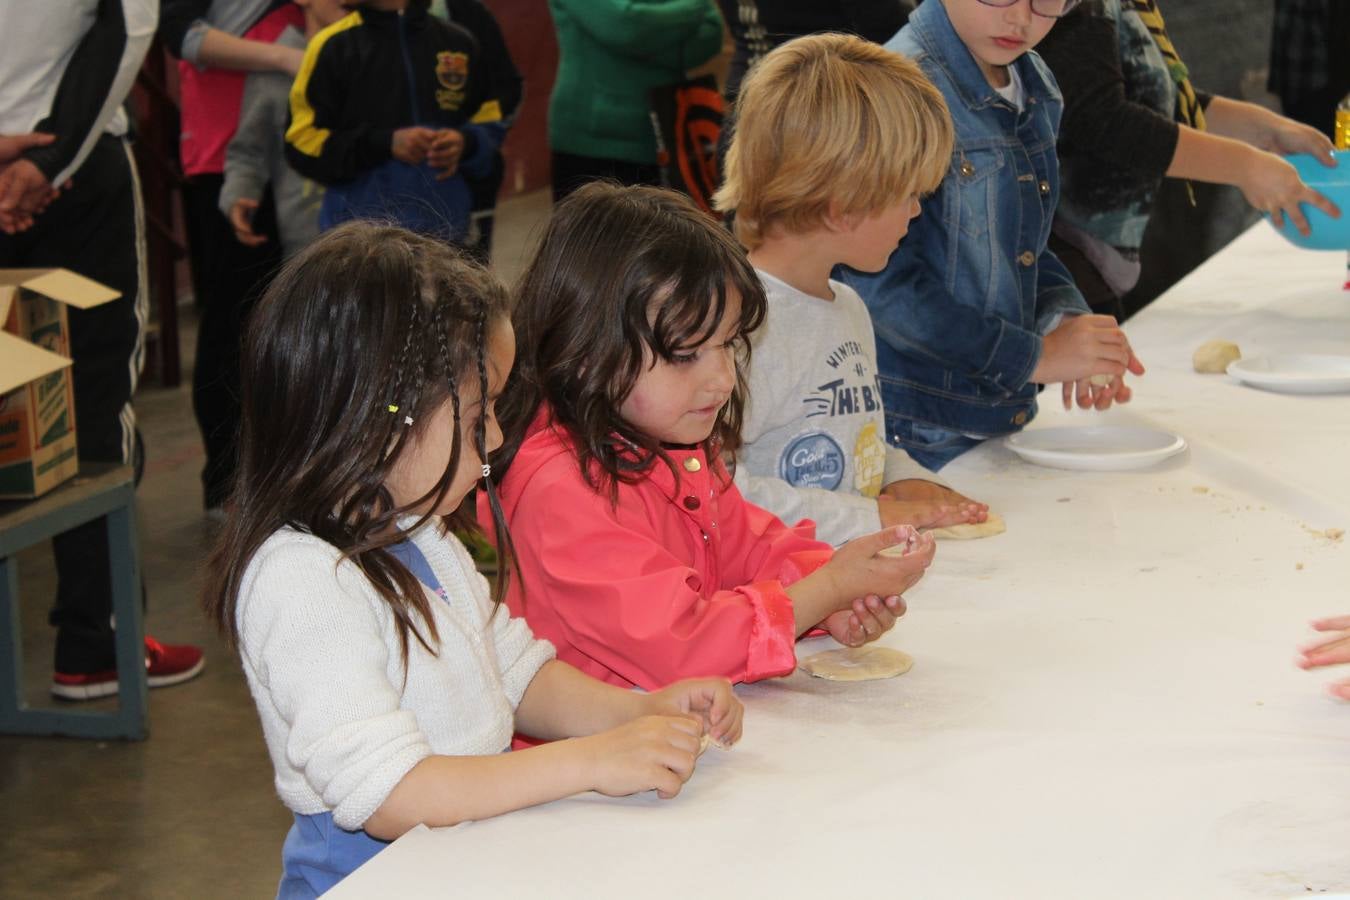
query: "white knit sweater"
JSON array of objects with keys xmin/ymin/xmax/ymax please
[{"xmin": 235, "ymin": 520, "xmax": 555, "ymax": 831}]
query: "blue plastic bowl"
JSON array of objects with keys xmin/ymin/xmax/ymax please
[{"xmin": 1267, "ymin": 149, "xmax": 1350, "ymax": 251}]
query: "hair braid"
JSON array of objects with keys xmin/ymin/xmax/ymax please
[{"xmin": 388, "ymin": 300, "xmax": 422, "ymax": 420}]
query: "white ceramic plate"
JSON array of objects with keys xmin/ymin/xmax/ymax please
[
  {"xmin": 1227, "ymin": 354, "xmax": 1350, "ymax": 394},
  {"xmin": 1005, "ymin": 426, "xmax": 1186, "ymax": 471}
]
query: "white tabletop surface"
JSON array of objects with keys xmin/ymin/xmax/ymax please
[{"xmin": 330, "ymin": 223, "xmax": 1350, "ymax": 899}]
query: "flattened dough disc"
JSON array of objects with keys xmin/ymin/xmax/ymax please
[
  {"xmin": 798, "ymin": 646, "xmax": 914, "ymax": 681},
  {"xmin": 927, "ymin": 511, "xmax": 1006, "ymax": 541}
]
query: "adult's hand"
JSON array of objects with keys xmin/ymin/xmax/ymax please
[
  {"xmin": 0, "ymin": 131, "xmax": 55, "ymax": 165},
  {"xmin": 0, "ymin": 159, "xmax": 56, "ymax": 234}
]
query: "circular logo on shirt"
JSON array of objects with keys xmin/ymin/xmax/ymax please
[{"xmin": 780, "ymin": 433, "xmax": 845, "ymax": 490}]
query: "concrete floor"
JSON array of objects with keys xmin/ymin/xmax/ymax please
[{"xmin": 0, "ymin": 189, "xmax": 551, "ymax": 900}]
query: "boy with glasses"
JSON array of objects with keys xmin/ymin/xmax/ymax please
[{"xmin": 838, "ymin": 0, "xmax": 1145, "ymax": 471}]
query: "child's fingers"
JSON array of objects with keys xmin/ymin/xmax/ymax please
[
  {"xmin": 883, "ymin": 595, "xmax": 906, "ymax": 617},
  {"xmin": 864, "ymin": 596, "xmax": 898, "ymax": 633},
  {"xmin": 714, "ymin": 706, "xmax": 743, "ymax": 746},
  {"xmin": 1299, "ymin": 630, "xmax": 1350, "ymax": 653},
  {"xmin": 652, "ymin": 765, "xmax": 687, "ymax": 800},
  {"xmin": 660, "ymin": 742, "xmax": 697, "ymax": 782},
  {"xmin": 1092, "ymin": 379, "xmax": 1118, "ymax": 411},
  {"xmin": 846, "ymin": 524, "xmax": 918, "ymax": 561},
  {"xmin": 1298, "ymin": 634, "xmax": 1350, "ymax": 665},
  {"xmin": 706, "ymin": 680, "xmax": 737, "ymax": 728},
  {"xmin": 1075, "ymin": 378, "xmax": 1093, "ymax": 409},
  {"xmin": 845, "ymin": 613, "xmax": 865, "ymax": 646},
  {"xmin": 1312, "ymin": 615, "xmax": 1350, "ymax": 631},
  {"xmin": 669, "ymin": 713, "xmax": 704, "ymax": 738},
  {"xmin": 1281, "ymin": 198, "xmax": 1313, "ymax": 237},
  {"xmin": 1329, "ymin": 678, "xmax": 1350, "ymax": 701},
  {"xmin": 1304, "ymin": 185, "xmax": 1341, "ymax": 220},
  {"xmin": 1062, "ymin": 381, "xmax": 1073, "ymax": 410}
]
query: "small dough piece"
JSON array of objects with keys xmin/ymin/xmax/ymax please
[
  {"xmin": 878, "ymin": 531, "xmax": 923, "ymax": 557},
  {"xmin": 799, "ymin": 646, "xmax": 914, "ymax": 682},
  {"xmin": 926, "ymin": 511, "xmax": 1006, "ymax": 541},
  {"xmin": 1089, "ymin": 374, "xmax": 1113, "ymax": 387},
  {"xmin": 697, "ymin": 732, "xmax": 729, "ymax": 756},
  {"xmin": 1193, "ymin": 339, "xmax": 1241, "ymax": 374}
]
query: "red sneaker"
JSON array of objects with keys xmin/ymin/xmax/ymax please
[{"xmin": 51, "ymin": 637, "xmax": 205, "ymax": 700}]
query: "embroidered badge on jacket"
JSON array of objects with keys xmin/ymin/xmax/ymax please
[{"xmin": 436, "ymin": 51, "xmax": 468, "ymax": 110}]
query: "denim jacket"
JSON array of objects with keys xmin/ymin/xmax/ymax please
[{"xmin": 837, "ymin": 0, "xmax": 1087, "ymax": 459}]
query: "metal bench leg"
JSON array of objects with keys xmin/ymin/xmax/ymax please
[
  {"xmin": 0, "ymin": 556, "xmax": 24, "ymax": 729},
  {"xmin": 107, "ymin": 501, "xmax": 147, "ymax": 739},
  {"xmin": 0, "ymin": 491, "xmax": 148, "ymax": 740}
]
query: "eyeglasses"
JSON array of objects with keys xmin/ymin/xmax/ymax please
[{"xmin": 976, "ymin": 0, "xmax": 1083, "ymax": 18}]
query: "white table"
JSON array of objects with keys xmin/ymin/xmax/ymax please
[{"xmin": 331, "ymin": 223, "xmax": 1350, "ymax": 899}]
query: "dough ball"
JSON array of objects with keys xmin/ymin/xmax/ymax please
[
  {"xmin": 927, "ymin": 511, "xmax": 1006, "ymax": 541},
  {"xmin": 798, "ymin": 646, "xmax": 914, "ymax": 682},
  {"xmin": 1193, "ymin": 340, "xmax": 1241, "ymax": 374},
  {"xmin": 1089, "ymin": 374, "xmax": 1113, "ymax": 387}
]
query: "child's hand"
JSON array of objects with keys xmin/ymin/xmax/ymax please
[
  {"xmin": 646, "ymin": 677, "xmax": 743, "ymax": 748},
  {"xmin": 427, "ymin": 129, "xmax": 465, "ymax": 180},
  {"xmin": 879, "ymin": 479, "xmax": 988, "ymax": 529},
  {"xmin": 1297, "ymin": 615, "xmax": 1350, "ymax": 700},
  {"xmin": 391, "ymin": 126, "xmax": 437, "ymax": 165},
  {"xmin": 228, "ymin": 198, "xmax": 267, "ymax": 247},
  {"xmin": 583, "ymin": 715, "xmax": 702, "ymax": 800},
  {"xmin": 1061, "ymin": 368, "xmax": 1139, "ymax": 411},
  {"xmin": 1238, "ymin": 148, "xmax": 1340, "ymax": 237},
  {"xmin": 823, "ymin": 525, "xmax": 935, "ymax": 606},
  {"xmin": 1256, "ymin": 110, "xmax": 1337, "ymax": 167},
  {"xmin": 1032, "ymin": 314, "xmax": 1141, "ymax": 386},
  {"xmin": 822, "ymin": 594, "xmax": 905, "ymax": 648}
]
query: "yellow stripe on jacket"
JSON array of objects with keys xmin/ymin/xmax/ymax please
[
  {"xmin": 470, "ymin": 99, "xmax": 502, "ymax": 125},
  {"xmin": 286, "ymin": 11, "xmax": 364, "ymax": 158}
]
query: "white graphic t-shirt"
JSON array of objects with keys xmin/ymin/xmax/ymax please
[{"xmin": 735, "ymin": 271, "xmax": 931, "ymax": 546}]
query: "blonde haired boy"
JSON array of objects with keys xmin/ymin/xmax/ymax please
[{"xmin": 716, "ymin": 32, "xmax": 990, "ymax": 546}]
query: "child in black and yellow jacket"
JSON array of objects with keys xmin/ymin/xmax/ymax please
[{"xmin": 285, "ymin": 0, "xmax": 519, "ymax": 243}]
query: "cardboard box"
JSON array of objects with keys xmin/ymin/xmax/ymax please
[{"xmin": 0, "ymin": 269, "xmax": 119, "ymax": 499}]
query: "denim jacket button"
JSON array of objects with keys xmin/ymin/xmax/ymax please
[
  {"xmin": 960, "ymin": 160, "xmax": 975, "ymax": 178},
  {"xmin": 1039, "ymin": 180, "xmax": 1050, "ymax": 195},
  {"xmin": 1018, "ymin": 250, "xmax": 1035, "ymax": 266},
  {"xmin": 1012, "ymin": 411, "xmax": 1028, "ymax": 426}
]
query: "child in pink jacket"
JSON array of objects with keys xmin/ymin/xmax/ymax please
[{"xmin": 489, "ymin": 182, "xmax": 936, "ymax": 697}]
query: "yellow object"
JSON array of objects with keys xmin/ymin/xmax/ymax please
[{"xmin": 1336, "ymin": 93, "xmax": 1350, "ymax": 151}]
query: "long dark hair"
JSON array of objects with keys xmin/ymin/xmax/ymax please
[
  {"xmin": 203, "ymin": 221, "xmax": 515, "ymax": 666},
  {"xmin": 494, "ymin": 182, "xmax": 767, "ymax": 501}
]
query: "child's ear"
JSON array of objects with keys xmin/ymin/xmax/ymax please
[{"xmin": 823, "ymin": 200, "xmax": 855, "ymax": 234}]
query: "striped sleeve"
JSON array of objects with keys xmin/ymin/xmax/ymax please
[
  {"xmin": 26, "ymin": 0, "xmax": 158, "ymax": 186},
  {"xmin": 283, "ymin": 12, "xmax": 393, "ymax": 184}
]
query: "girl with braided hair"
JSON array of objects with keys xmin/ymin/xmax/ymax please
[{"xmin": 203, "ymin": 220, "xmax": 742, "ymax": 898}]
